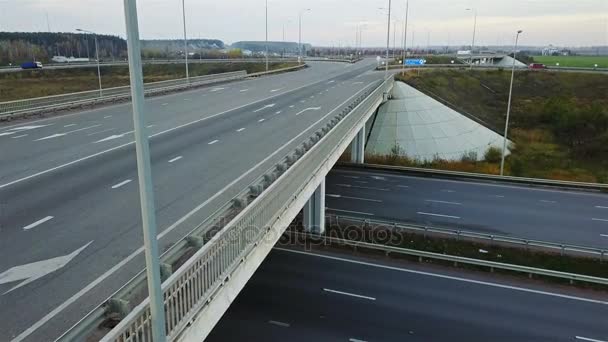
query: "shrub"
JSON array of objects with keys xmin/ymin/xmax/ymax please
[{"xmin": 484, "ymin": 147, "xmax": 502, "ymax": 163}]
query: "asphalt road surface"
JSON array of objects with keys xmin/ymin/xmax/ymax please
[
  {"xmin": 326, "ymin": 167, "xmax": 608, "ymax": 249},
  {"xmin": 0, "ymin": 60, "xmax": 383, "ymax": 341},
  {"xmin": 207, "ymin": 248, "xmax": 608, "ymax": 342}
]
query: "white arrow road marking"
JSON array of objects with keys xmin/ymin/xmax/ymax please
[
  {"xmin": 270, "ymin": 88, "xmax": 284, "ymax": 92},
  {"xmin": 253, "ymin": 103, "xmax": 276, "ymax": 113},
  {"xmin": 94, "ymin": 130, "xmax": 134, "ymax": 144},
  {"xmin": 37, "ymin": 125, "xmax": 101, "ymax": 141},
  {"xmin": 22, "ymin": 216, "xmax": 54, "ymax": 231},
  {"xmin": 0, "ymin": 241, "xmax": 93, "ymax": 295},
  {"xmin": 295, "ymin": 107, "xmax": 322, "ymax": 116}
]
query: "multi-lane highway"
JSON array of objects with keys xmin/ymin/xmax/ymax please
[
  {"xmin": 0, "ymin": 60, "xmax": 382, "ymax": 341},
  {"xmin": 326, "ymin": 166, "xmax": 608, "ymax": 248},
  {"xmin": 208, "ymin": 247, "xmax": 608, "ymax": 342}
]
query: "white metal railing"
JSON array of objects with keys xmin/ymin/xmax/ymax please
[
  {"xmin": 0, "ymin": 65, "xmax": 305, "ymax": 120},
  {"xmin": 101, "ymin": 77, "xmax": 393, "ymax": 342}
]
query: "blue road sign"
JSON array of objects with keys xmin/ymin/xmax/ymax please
[{"xmin": 405, "ymin": 59, "xmax": 426, "ymax": 66}]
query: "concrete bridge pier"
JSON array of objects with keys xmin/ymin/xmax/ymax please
[
  {"xmin": 350, "ymin": 127, "xmax": 366, "ymax": 164},
  {"xmin": 303, "ymin": 179, "xmax": 326, "ymax": 234}
]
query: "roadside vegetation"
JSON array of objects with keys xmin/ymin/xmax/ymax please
[
  {"xmin": 0, "ymin": 62, "xmax": 298, "ymax": 101},
  {"xmin": 385, "ymin": 69, "xmax": 608, "ymax": 182},
  {"xmin": 532, "ymin": 55, "xmax": 608, "ymax": 68}
]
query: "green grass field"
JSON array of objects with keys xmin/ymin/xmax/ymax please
[{"xmin": 533, "ymin": 55, "xmax": 608, "ymax": 68}]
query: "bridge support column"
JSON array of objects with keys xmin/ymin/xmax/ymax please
[
  {"xmin": 303, "ymin": 179, "xmax": 326, "ymax": 234},
  {"xmin": 350, "ymin": 127, "xmax": 366, "ymax": 164}
]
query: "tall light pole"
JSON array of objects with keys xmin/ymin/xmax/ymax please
[
  {"xmin": 401, "ymin": 0, "xmax": 409, "ymax": 72},
  {"xmin": 122, "ymin": 1, "xmax": 167, "ymax": 341},
  {"xmin": 385, "ymin": 0, "xmax": 392, "ymax": 79},
  {"xmin": 500, "ymin": 30, "xmax": 523, "ymax": 176},
  {"xmin": 265, "ymin": 0, "xmax": 269, "ymax": 72},
  {"xmin": 466, "ymin": 8, "xmax": 477, "ymax": 69},
  {"xmin": 393, "ymin": 20, "xmax": 399, "ymax": 60},
  {"xmin": 181, "ymin": 0, "xmax": 190, "ymax": 83},
  {"xmin": 298, "ymin": 8, "xmax": 311, "ymax": 64},
  {"xmin": 76, "ymin": 29, "xmax": 102, "ymax": 97}
]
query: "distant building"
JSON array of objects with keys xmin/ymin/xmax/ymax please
[{"xmin": 542, "ymin": 45, "xmax": 569, "ymax": 56}]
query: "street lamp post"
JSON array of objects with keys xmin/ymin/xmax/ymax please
[
  {"xmin": 401, "ymin": 0, "xmax": 409, "ymax": 73},
  {"xmin": 466, "ymin": 8, "xmax": 477, "ymax": 69},
  {"xmin": 181, "ymin": 0, "xmax": 190, "ymax": 83},
  {"xmin": 298, "ymin": 8, "xmax": 311, "ymax": 65},
  {"xmin": 385, "ymin": 0, "xmax": 392, "ymax": 79},
  {"xmin": 122, "ymin": 1, "xmax": 167, "ymax": 341},
  {"xmin": 500, "ymin": 30, "xmax": 523, "ymax": 176},
  {"xmin": 76, "ymin": 29, "xmax": 102, "ymax": 97},
  {"xmin": 265, "ymin": 0, "xmax": 269, "ymax": 72}
]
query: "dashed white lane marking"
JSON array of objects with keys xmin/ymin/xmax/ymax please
[
  {"xmin": 289, "ymin": 105, "xmax": 295, "ymax": 108},
  {"xmin": 36, "ymin": 124, "xmax": 102, "ymax": 141},
  {"xmin": 208, "ymin": 140, "xmax": 219, "ymax": 145},
  {"xmin": 310, "ymin": 95, "xmax": 315, "ymax": 99},
  {"xmin": 111, "ymin": 179, "xmax": 132, "ymax": 189},
  {"xmin": 258, "ymin": 118, "xmax": 265, "ymax": 123},
  {"xmin": 336, "ymin": 184, "xmax": 389, "ymax": 191},
  {"xmin": 94, "ymin": 130, "xmax": 134, "ymax": 143},
  {"xmin": 417, "ymin": 212, "xmax": 461, "ymax": 219},
  {"xmin": 323, "ymin": 288, "xmax": 376, "ymax": 301},
  {"xmin": 300, "ymin": 100, "xmax": 306, "ymax": 103},
  {"xmin": 397, "ymin": 185, "xmax": 410, "ymax": 188},
  {"xmin": 327, "ymin": 208, "xmax": 374, "ymax": 216},
  {"xmin": 22, "ymin": 216, "xmax": 54, "ymax": 231},
  {"xmin": 183, "ymin": 98, "xmax": 191, "ymax": 101},
  {"xmin": 600, "ymin": 234, "xmax": 608, "ymax": 238},
  {"xmin": 425, "ymin": 200, "xmax": 462, "ymax": 206},
  {"xmin": 327, "ymin": 80, "xmax": 335, "ymax": 84},
  {"xmin": 239, "ymin": 89, "xmax": 249, "ymax": 92},
  {"xmin": 210, "ymin": 87, "xmax": 225, "ymax": 92},
  {"xmin": 6, "ymin": 124, "xmax": 51, "ymax": 131},
  {"xmin": 270, "ymin": 88, "xmax": 284, "ymax": 92},
  {"xmin": 253, "ymin": 103, "xmax": 276, "ymax": 113},
  {"xmin": 295, "ymin": 107, "xmax": 322, "ymax": 116},
  {"xmin": 12, "ymin": 134, "xmax": 28, "ymax": 139},
  {"xmin": 342, "ymin": 176, "xmax": 360, "ymax": 179},
  {"xmin": 168, "ymin": 156, "xmax": 183, "ymax": 163},
  {"xmin": 161, "ymin": 103, "xmax": 169, "ymax": 106},
  {"xmin": 441, "ymin": 189, "xmax": 456, "ymax": 193},
  {"xmin": 103, "ymin": 115, "xmax": 112, "ymax": 119},
  {"xmin": 327, "ymin": 194, "xmax": 382, "ymax": 203},
  {"xmin": 540, "ymin": 200, "xmax": 557, "ymax": 204},
  {"xmin": 63, "ymin": 124, "xmax": 77, "ymax": 128},
  {"xmin": 274, "ymin": 111, "xmax": 282, "ymax": 115},
  {"xmin": 576, "ymin": 337, "xmax": 608, "ymax": 342},
  {"xmin": 595, "ymin": 206, "xmax": 608, "ymax": 209},
  {"xmin": 87, "ymin": 128, "xmax": 116, "ymax": 136},
  {"xmin": 353, "ymin": 81, "xmax": 364, "ymax": 85},
  {"xmin": 349, "ymin": 338, "xmax": 368, "ymax": 342},
  {"xmin": 268, "ymin": 320, "xmax": 290, "ymax": 328},
  {"xmin": 494, "ymin": 195, "xmax": 506, "ymax": 198},
  {"xmin": 592, "ymin": 218, "xmax": 608, "ymax": 223},
  {"xmin": 236, "ymin": 128, "xmax": 246, "ymax": 132}
]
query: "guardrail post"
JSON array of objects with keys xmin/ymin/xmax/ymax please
[
  {"xmin": 560, "ymin": 245, "xmax": 565, "ymax": 256},
  {"xmin": 601, "ymin": 251, "xmax": 605, "ymax": 263}
]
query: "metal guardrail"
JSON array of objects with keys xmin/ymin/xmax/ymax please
[
  {"xmin": 339, "ymin": 163, "xmax": 608, "ymax": 191},
  {"xmin": 289, "ymin": 231, "xmax": 608, "ymax": 286},
  {"xmin": 60, "ymin": 77, "xmax": 392, "ymax": 341},
  {"xmin": 0, "ymin": 64, "xmax": 306, "ymax": 120},
  {"xmin": 327, "ymin": 214, "xmax": 607, "ymax": 260}
]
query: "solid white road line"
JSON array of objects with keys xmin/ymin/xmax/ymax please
[
  {"xmin": 22, "ymin": 216, "xmax": 54, "ymax": 231},
  {"xmin": 592, "ymin": 218, "xmax": 608, "ymax": 222},
  {"xmin": 349, "ymin": 338, "xmax": 368, "ymax": 342},
  {"xmin": 425, "ymin": 200, "xmax": 462, "ymax": 206},
  {"xmin": 576, "ymin": 336, "xmax": 608, "ymax": 342},
  {"xmin": 595, "ymin": 206, "xmax": 608, "ymax": 209},
  {"xmin": 323, "ymin": 288, "xmax": 376, "ymax": 301},
  {"xmin": 268, "ymin": 320, "xmax": 290, "ymax": 328},
  {"xmin": 7, "ymin": 81, "xmax": 382, "ymax": 342},
  {"xmin": 417, "ymin": 212, "xmax": 461, "ymax": 219},
  {"xmin": 327, "ymin": 194, "xmax": 382, "ymax": 203},
  {"xmin": 274, "ymin": 248, "xmax": 608, "ymax": 305},
  {"xmin": 270, "ymin": 88, "xmax": 284, "ymax": 92},
  {"xmin": 111, "ymin": 179, "xmax": 132, "ymax": 189},
  {"xmin": 336, "ymin": 184, "xmax": 389, "ymax": 191},
  {"xmin": 327, "ymin": 208, "xmax": 374, "ymax": 216},
  {"xmin": 0, "ymin": 132, "xmax": 16, "ymax": 137},
  {"xmin": 11, "ymin": 134, "xmax": 28, "ymax": 139},
  {"xmin": 236, "ymin": 128, "xmax": 246, "ymax": 132},
  {"xmin": 295, "ymin": 107, "xmax": 322, "ymax": 116},
  {"xmin": 168, "ymin": 156, "xmax": 183, "ymax": 163},
  {"xmin": 63, "ymin": 124, "xmax": 77, "ymax": 128},
  {"xmin": 208, "ymin": 140, "xmax": 219, "ymax": 145}
]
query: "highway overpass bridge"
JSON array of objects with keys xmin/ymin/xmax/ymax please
[{"xmin": 0, "ymin": 58, "xmax": 392, "ymax": 341}]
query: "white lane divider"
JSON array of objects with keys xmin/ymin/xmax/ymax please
[
  {"xmin": 22, "ymin": 216, "xmax": 54, "ymax": 231},
  {"xmin": 239, "ymin": 89, "xmax": 249, "ymax": 92},
  {"xmin": 208, "ymin": 140, "xmax": 219, "ymax": 145},
  {"xmin": 6, "ymin": 124, "xmax": 51, "ymax": 131},
  {"xmin": 397, "ymin": 185, "xmax": 410, "ymax": 188},
  {"xmin": 327, "ymin": 80, "xmax": 335, "ymax": 84},
  {"xmin": 274, "ymin": 111, "xmax": 282, "ymax": 115},
  {"xmin": 63, "ymin": 124, "xmax": 77, "ymax": 128},
  {"xmin": 592, "ymin": 218, "xmax": 608, "ymax": 223},
  {"xmin": 425, "ymin": 200, "xmax": 462, "ymax": 206},
  {"xmin": 268, "ymin": 320, "xmax": 290, "ymax": 328},
  {"xmin": 210, "ymin": 87, "xmax": 225, "ymax": 92},
  {"xmin": 103, "ymin": 115, "xmax": 112, "ymax": 119},
  {"xmin": 289, "ymin": 105, "xmax": 295, "ymax": 108},
  {"xmin": 327, "ymin": 194, "xmax": 382, "ymax": 203},
  {"xmin": 595, "ymin": 206, "xmax": 608, "ymax": 209},
  {"xmin": 87, "ymin": 128, "xmax": 116, "ymax": 136},
  {"xmin": 576, "ymin": 336, "xmax": 608, "ymax": 342},
  {"xmin": 336, "ymin": 184, "xmax": 389, "ymax": 191},
  {"xmin": 327, "ymin": 208, "xmax": 374, "ymax": 216},
  {"xmin": 161, "ymin": 103, "xmax": 169, "ymax": 106},
  {"xmin": 270, "ymin": 88, "xmax": 284, "ymax": 93},
  {"xmin": 349, "ymin": 338, "xmax": 368, "ymax": 342},
  {"xmin": 12, "ymin": 134, "xmax": 28, "ymax": 139},
  {"xmin": 258, "ymin": 118, "xmax": 265, "ymax": 123},
  {"xmin": 295, "ymin": 107, "xmax": 322, "ymax": 116},
  {"xmin": 36, "ymin": 124, "xmax": 102, "ymax": 141},
  {"xmin": 253, "ymin": 103, "xmax": 276, "ymax": 113},
  {"xmin": 600, "ymin": 234, "xmax": 608, "ymax": 238},
  {"xmin": 441, "ymin": 189, "xmax": 456, "ymax": 193},
  {"xmin": 540, "ymin": 200, "xmax": 557, "ymax": 204},
  {"xmin": 323, "ymin": 288, "xmax": 376, "ymax": 301},
  {"xmin": 236, "ymin": 128, "xmax": 246, "ymax": 132},
  {"xmin": 417, "ymin": 212, "xmax": 461, "ymax": 219},
  {"xmin": 111, "ymin": 179, "xmax": 132, "ymax": 189},
  {"xmin": 94, "ymin": 130, "xmax": 134, "ymax": 144},
  {"xmin": 168, "ymin": 156, "xmax": 183, "ymax": 163},
  {"xmin": 353, "ymin": 81, "xmax": 364, "ymax": 85}
]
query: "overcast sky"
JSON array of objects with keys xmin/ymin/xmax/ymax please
[{"xmin": 0, "ymin": 0, "xmax": 606, "ymax": 47}]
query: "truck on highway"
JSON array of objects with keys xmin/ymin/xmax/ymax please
[{"xmin": 20, "ymin": 61, "xmax": 43, "ymax": 69}]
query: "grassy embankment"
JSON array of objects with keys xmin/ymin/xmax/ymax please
[
  {"xmin": 0, "ymin": 62, "xmax": 297, "ymax": 101},
  {"xmin": 371, "ymin": 69, "xmax": 608, "ymax": 182},
  {"xmin": 533, "ymin": 55, "xmax": 608, "ymax": 68}
]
